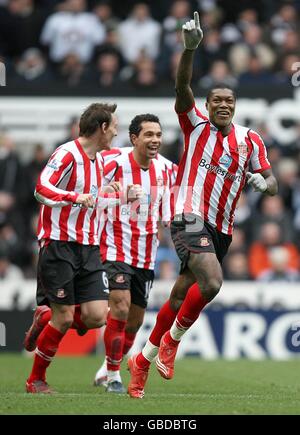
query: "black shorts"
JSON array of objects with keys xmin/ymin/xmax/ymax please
[
  {"xmin": 37, "ymin": 240, "xmax": 109, "ymax": 306},
  {"xmin": 104, "ymin": 261, "xmax": 154, "ymax": 309},
  {"xmin": 170, "ymin": 213, "xmax": 232, "ymax": 273}
]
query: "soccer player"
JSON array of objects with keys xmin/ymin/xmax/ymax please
[
  {"xmin": 25, "ymin": 103, "xmax": 135, "ymax": 393},
  {"xmin": 127, "ymin": 12, "xmax": 278, "ymax": 398},
  {"xmin": 93, "ymin": 114, "xmax": 173, "ymax": 393}
]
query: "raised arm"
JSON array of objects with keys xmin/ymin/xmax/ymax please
[{"xmin": 175, "ymin": 11, "xmax": 203, "ymax": 113}]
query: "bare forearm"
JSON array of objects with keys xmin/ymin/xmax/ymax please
[
  {"xmin": 176, "ymin": 49, "xmax": 195, "ymax": 90},
  {"xmin": 175, "ymin": 49, "xmax": 195, "ymax": 112},
  {"xmin": 265, "ymin": 175, "xmax": 278, "ymax": 196}
]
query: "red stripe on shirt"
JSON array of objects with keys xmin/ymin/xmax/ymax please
[
  {"xmin": 59, "ymin": 161, "xmax": 77, "ymax": 240},
  {"xmin": 215, "ymin": 127, "xmax": 239, "ymax": 232},
  {"xmin": 75, "ymin": 140, "xmax": 91, "ymax": 244},
  {"xmin": 143, "ymin": 162, "xmax": 157, "ymax": 269},
  {"xmin": 129, "ymin": 152, "xmax": 142, "ymax": 267},
  {"xmin": 203, "ymin": 130, "xmax": 224, "ymax": 222},
  {"xmin": 184, "ymin": 123, "xmax": 211, "ymax": 213},
  {"xmin": 113, "ymin": 165, "xmax": 125, "ymax": 262}
]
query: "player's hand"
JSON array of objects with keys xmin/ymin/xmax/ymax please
[
  {"xmin": 109, "ymin": 181, "xmax": 121, "ymax": 192},
  {"xmin": 102, "ymin": 182, "xmax": 121, "ymax": 194},
  {"xmin": 246, "ymin": 172, "xmax": 267, "ymax": 193},
  {"xmin": 182, "ymin": 11, "xmax": 203, "ymax": 50},
  {"xmin": 127, "ymin": 184, "xmax": 144, "ymax": 202},
  {"xmin": 75, "ymin": 193, "xmax": 95, "ymax": 208}
]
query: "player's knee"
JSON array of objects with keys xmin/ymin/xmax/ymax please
[
  {"xmin": 202, "ymin": 278, "xmax": 222, "ymax": 301},
  {"xmin": 55, "ymin": 313, "xmax": 74, "ymax": 331},
  {"xmin": 51, "ymin": 307, "xmax": 74, "ymax": 331},
  {"xmin": 81, "ymin": 311, "xmax": 107, "ymax": 328},
  {"xmin": 110, "ymin": 297, "xmax": 130, "ymax": 320}
]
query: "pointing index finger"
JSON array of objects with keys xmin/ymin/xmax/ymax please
[{"xmin": 194, "ymin": 11, "xmax": 200, "ymax": 28}]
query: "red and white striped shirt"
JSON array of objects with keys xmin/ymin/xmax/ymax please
[
  {"xmin": 35, "ymin": 139, "xmax": 119, "ymax": 245},
  {"xmin": 100, "ymin": 148, "xmax": 172, "ymax": 269},
  {"xmin": 175, "ymin": 104, "xmax": 271, "ymax": 235}
]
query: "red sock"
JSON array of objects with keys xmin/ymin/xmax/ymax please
[
  {"xmin": 71, "ymin": 305, "xmax": 87, "ymax": 330},
  {"xmin": 28, "ymin": 323, "xmax": 64, "ymax": 383},
  {"xmin": 136, "ymin": 300, "xmax": 177, "ymax": 369},
  {"xmin": 164, "ymin": 283, "xmax": 208, "ymax": 346},
  {"xmin": 176, "ymin": 283, "xmax": 207, "ymax": 328},
  {"xmin": 104, "ymin": 317, "xmax": 126, "ymax": 371},
  {"xmin": 123, "ymin": 331, "xmax": 136, "ymax": 355},
  {"xmin": 40, "ymin": 307, "xmax": 51, "ymax": 328},
  {"xmin": 148, "ymin": 300, "xmax": 177, "ymax": 347}
]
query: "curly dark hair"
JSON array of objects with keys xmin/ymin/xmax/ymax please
[{"xmin": 128, "ymin": 114, "xmax": 161, "ymax": 139}]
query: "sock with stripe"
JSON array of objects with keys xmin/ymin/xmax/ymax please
[
  {"xmin": 136, "ymin": 300, "xmax": 177, "ymax": 369},
  {"xmin": 27, "ymin": 323, "xmax": 64, "ymax": 383},
  {"xmin": 167, "ymin": 283, "xmax": 208, "ymax": 345},
  {"xmin": 104, "ymin": 316, "xmax": 126, "ymax": 379}
]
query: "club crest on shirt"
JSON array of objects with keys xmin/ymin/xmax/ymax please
[
  {"xmin": 115, "ymin": 274, "xmax": 125, "ymax": 284},
  {"xmin": 236, "ymin": 142, "xmax": 249, "ymax": 156},
  {"xmin": 199, "ymin": 237, "xmax": 210, "ymax": 247},
  {"xmin": 219, "ymin": 154, "xmax": 232, "ymax": 169},
  {"xmin": 57, "ymin": 289, "xmax": 66, "ymax": 298}
]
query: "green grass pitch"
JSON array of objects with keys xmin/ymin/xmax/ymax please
[{"xmin": 1, "ymin": 354, "xmax": 299, "ymax": 415}]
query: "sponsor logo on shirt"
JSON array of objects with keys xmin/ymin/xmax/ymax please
[
  {"xmin": 219, "ymin": 154, "xmax": 232, "ymax": 169},
  {"xmin": 47, "ymin": 159, "xmax": 62, "ymax": 171},
  {"xmin": 199, "ymin": 158, "xmax": 243, "ymax": 182}
]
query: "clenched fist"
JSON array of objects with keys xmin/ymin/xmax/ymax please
[{"xmin": 246, "ymin": 172, "xmax": 267, "ymax": 193}]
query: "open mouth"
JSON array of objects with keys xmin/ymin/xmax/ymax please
[
  {"xmin": 216, "ymin": 111, "xmax": 230, "ymax": 118},
  {"xmin": 148, "ymin": 146, "xmax": 159, "ymax": 152}
]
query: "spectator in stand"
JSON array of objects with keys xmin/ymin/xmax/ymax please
[
  {"xmin": 255, "ymin": 194, "xmax": 295, "ymax": 241},
  {"xmin": 0, "ymin": 134, "xmax": 27, "ymax": 233},
  {"xmin": 93, "ymin": 0, "xmax": 120, "ymax": 33},
  {"xmin": 223, "ymin": 251, "xmax": 251, "ymax": 281},
  {"xmin": 54, "ymin": 116, "xmax": 79, "ymax": 149},
  {"xmin": 162, "ymin": 0, "xmax": 191, "ymax": 50},
  {"xmin": 57, "ymin": 53, "xmax": 86, "ymax": 86},
  {"xmin": 128, "ymin": 53, "xmax": 157, "ymax": 89},
  {"xmin": 258, "ymin": 246, "xmax": 300, "ymax": 282},
  {"xmin": 275, "ymin": 53, "xmax": 300, "ymax": 84},
  {"xmin": 40, "ymin": 0, "xmax": 106, "ymax": 63},
  {"xmin": 118, "ymin": 3, "xmax": 161, "ymax": 64},
  {"xmin": 270, "ymin": 3, "xmax": 299, "ymax": 46},
  {"xmin": 0, "ymin": 241, "xmax": 24, "ymax": 281},
  {"xmin": 199, "ymin": 59, "xmax": 237, "ymax": 89},
  {"xmin": 229, "ymin": 24, "xmax": 276, "ymax": 76},
  {"xmin": 88, "ymin": 50, "xmax": 121, "ymax": 87},
  {"xmin": 248, "ymin": 221, "xmax": 299, "ymax": 279},
  {"xmin": 12, "ymin": 48, "xmax": 53, "ymax": 85},
  {"xmin": 0, "ymin": 0, "xmax": 48, "ymax": 58},
  {"xmin": 238, "ymin": 55, "xmax": 275, "ymax": 84}
]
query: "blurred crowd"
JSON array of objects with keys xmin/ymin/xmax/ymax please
[
  {"xmin": 1, "ymin": 111, "xmax": 300, "ymax": 282},
  {"xmin": 0, "ymin": 0, "xmax": 299, "ymax": 89}
]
